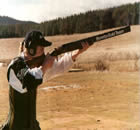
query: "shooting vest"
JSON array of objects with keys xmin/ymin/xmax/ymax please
[{"xmin": 1, "ymin": 57, "xmax": 41, "ymax": 130}]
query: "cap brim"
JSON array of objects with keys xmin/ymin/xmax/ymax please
[{"xmin": 39, "ymin": 38, "xmax": 52, "ymax": 47}]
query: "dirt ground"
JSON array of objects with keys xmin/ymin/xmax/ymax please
[{"xmin": 0, "ymin": 25, "xmax": 140, "ymax": 130}]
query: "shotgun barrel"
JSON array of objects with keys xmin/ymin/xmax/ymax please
[{"xmin": 50, "ymin": 26, "xmax": 131, "ymax": 56}]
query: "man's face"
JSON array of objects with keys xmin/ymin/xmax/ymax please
[{"xmin": 33, "ymin": 46, "xmax": 45, "ymax": 57}]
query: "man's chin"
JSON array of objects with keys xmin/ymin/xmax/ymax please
[{"xmin": 32, "ymin": 53, "xmax": 45, "ymax": 58}]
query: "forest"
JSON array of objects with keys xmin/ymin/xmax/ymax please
[{"xmin": 0, "ymin": 2, "xmax": 139, "ymax": 38}]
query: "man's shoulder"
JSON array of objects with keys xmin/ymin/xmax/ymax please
[
  {"xmin": 8, "ymin": 56, "xmax": 27, "ymax": 72},
  {"xmin": 8, "ymin": 56, "xmax": 24, "ymax": 66}
]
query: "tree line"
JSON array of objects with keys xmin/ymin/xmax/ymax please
[{"xmin": 0, "ymin": 2, "xmax": 139, "ymax": 38}]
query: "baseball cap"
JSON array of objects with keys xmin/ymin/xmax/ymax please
[{"xmin": 24, "ymin": 30, "xmax": 52, "ymax": 48}]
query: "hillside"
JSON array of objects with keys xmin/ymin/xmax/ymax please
[
  {"xmin": 0, "ymin": 16, "xmax": 37, "ymax": 25},
  {"xmin": 0, "ymin": 2, "xmax": 139, "ymax": 38}
]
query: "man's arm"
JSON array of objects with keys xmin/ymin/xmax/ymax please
[
  {"xmin": 40, "ymin": 53, "xmax": 56, "ymax": 75},
  {"xmin": 40, "ymin": 42, "xmax": 89, "ymax": 80},
  {"xmin": 71, "ymin": 42, "xmax": 89, "ymax": 61}
]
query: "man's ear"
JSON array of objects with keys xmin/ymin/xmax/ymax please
[{"xmin": 27, "ymin": 48, "xmax": 36, "ymax": 56}]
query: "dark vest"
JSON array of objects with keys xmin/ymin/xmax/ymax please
[
  {"xmin": 1, "ymin": 57, "xmax": 41, "ymax": 130},
  {"xmin": 1, "ymin": 87, "xmax": 41, "ymax": 130}
]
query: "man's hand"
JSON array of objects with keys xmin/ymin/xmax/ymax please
[
  {"xmin": 72, "ymin": 42, "xmax": 89, "ymax": 61},
  {"xmin": 78, "ymin": 42, "xmax": 89, "ymax": 54}
]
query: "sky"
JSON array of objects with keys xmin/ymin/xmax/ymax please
[{"xmin": 0, "ymin": 0, "xmax": 139, "ymax": 23}]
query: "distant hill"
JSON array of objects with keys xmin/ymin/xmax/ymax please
[
  {"xmin": 0, "ymin": 2, "xmax": 139, "ymax": 38},
  {"xmin": 0, "ymin": 16, "xmax": 38, "ymax": 25}
]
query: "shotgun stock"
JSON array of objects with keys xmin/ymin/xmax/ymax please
[{"xmin": 50, "ymin": 26, "xmax": 131, "ymax": 56}]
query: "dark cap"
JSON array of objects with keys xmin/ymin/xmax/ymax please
[{"xmin": 24, "ymin": 30, "xmax": 52, "ymax": 48}]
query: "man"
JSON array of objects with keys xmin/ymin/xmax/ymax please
[{"xmin": 0, "ymin": 30, "xmax": 89, "ymax": 130}]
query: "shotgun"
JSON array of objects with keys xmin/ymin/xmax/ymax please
[{"xmin": 50, "ymin": 26, "xmax": 131, "ymax": 56}]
